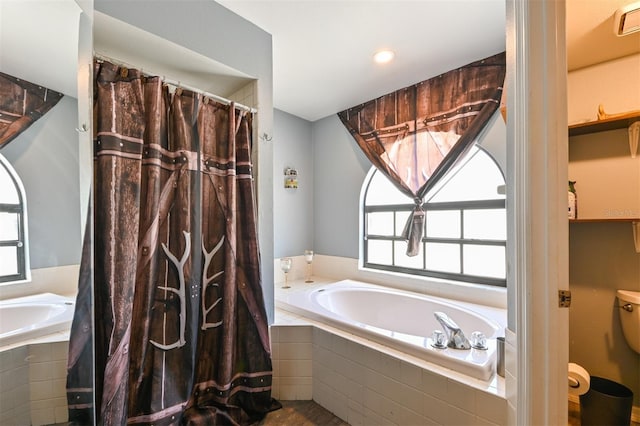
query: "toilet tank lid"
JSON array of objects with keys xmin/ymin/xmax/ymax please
[{"xmin": 617, "ymin": 290, "xmax": 640, "ymax": 304}]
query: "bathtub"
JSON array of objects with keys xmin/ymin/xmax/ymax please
[
  {"xmin": 0, "ymin": 293, "xmax": 75, "ymax": 348},
  {"xmin": 278, "ymin": 280, "xmax": 505, "ymax": 381}
]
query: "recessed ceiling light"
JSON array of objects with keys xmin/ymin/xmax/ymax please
[
  {"xmin": 373, "ymin": 50, "xmax": 395, "ymax": 64},
  {"xmin": 614, "ymin": 2, "xmax": 640, "ymax": 36}
]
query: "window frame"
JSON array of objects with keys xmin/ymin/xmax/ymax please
[
  {"xmin": 361, "ymin": 146, "xmax": 506, "ymax": 287},
  {"xmin": 0, "ymin": 154, "xmax": 29, "ymax": 284}
]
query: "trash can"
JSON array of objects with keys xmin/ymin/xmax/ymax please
[{"xmin": 579, "ymin": 376, "xmax": 633, "ymax": 426}]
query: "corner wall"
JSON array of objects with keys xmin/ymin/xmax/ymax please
[
  {"xmin": 273, "ymin": 110, "xmax": 314, "ymax": 258},
  {"xmin": 311, "ymin": 114, "xmax": 371, "ymax": 259}
]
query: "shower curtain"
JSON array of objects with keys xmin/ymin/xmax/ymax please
[{"xmin": 66, "ymin": 61, "xmax": 276, "ymax": 425}]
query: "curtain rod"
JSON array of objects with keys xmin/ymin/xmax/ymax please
[{"xmin": 93, "ymin": 53, "xmax": 257, "ymax": 114}]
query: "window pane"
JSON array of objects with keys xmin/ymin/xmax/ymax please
[
  {"xmin": 426, "ymin": 210, "xmax": 460, "ymax": 238},
  {"xmin": 367, "ymin": 212, "xmax": 394, "ymax": 236},
  {"xmin": 0, "ymin": 160, "xmax": 20, "ymax": 204},
  {"xmin": 463, "ymin": 245, "xmax": 506, "ymax": 279},
  {"xmin": 365, "ymin": 170, "xmax": 412, "ymax": 206},
  {"xmin": 0, "ymin": 246, "xmax": 18, "ymax": 275},
  {"xmin": 464, "ymin": 209, "xmax": 506, "ymax": 240},
  {"xmin": 367, "ymin": 240, "xmax": 393, "ymax": 265},
  {"xmin": 427, "ymin": 148, "xmax": 505, "ymax": 202},
  {"xmin": 0, "ymin": 212, "xmax": 19, "ymax": 241},
  {"xmin": 425, "ymin": 243, "xmax": 460, "ymax": 273},
  {"xmin": 394, "ymin": 241, "xmax": 423, "ymax": 268},
  {"xmin": 394, "ymin": 211, "xmax": 411, "ymax": 236}
]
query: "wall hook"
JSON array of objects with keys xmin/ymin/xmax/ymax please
[
  {"xmin": 76, "ymin": 123, "xmax": 88, "ymax": 133},
  {"xmin": 260, "ymin": 133, "xmax": 272, "ymax": 142}
]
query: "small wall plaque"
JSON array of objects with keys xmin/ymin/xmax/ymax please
[{"xmin": 284, "ymin": 167, "xmax": 298, "ymax": 189}]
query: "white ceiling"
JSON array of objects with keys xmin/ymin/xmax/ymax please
[
  {"xmin": 0, "ymin": 0, "xmax": 81, "ymax": 98},
  {"xmin": 218, "ymin": 0, "xmax": 640, "ymax": 122},
  {"xmin": 217, "ymin": 0, "xmax": 506, "ymax": 122},
  {"xmin": 1, "ymin": 0, "xmax": 639, "ymax": 123}
]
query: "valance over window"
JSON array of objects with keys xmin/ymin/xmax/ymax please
[
  {"xmin": 338, "ymin": 52, "xmax": 506, "ymax": 256},
  {"xmin": 0, "ymin": 72, "xmax": 64, "ymax": 149}
]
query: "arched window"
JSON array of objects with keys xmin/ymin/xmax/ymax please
[
  {"xmin": 0, "ymin": 154, "xmax": 29, "ymax": 283},
  {"xmin": 361, "ymin": 145, "xmax": 506, "ymax": 287}
]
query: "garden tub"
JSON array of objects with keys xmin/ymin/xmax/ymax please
[
  {"xmin": 0, "ymin": 293, "xmax": 75, "ymax": 348},
  {"xmin": 278, "ymin": 279, "xmax": 504, "ymax": 381}
]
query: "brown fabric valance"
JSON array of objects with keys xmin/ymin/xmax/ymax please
[
  {"xmin": 0, "ymin": 72, "xmax": 64, "ymax": 150},
  {"xmin": 338, "ymin": 52, "xmax": 506, "ymax": 256}
]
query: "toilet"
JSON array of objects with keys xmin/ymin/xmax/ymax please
[{"xmin": 617, "ymin": 290, "xmax": 640, "ymax": 354}]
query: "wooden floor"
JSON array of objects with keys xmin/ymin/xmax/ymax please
[
  {"xmin": 52, "ymin": 399, "xmax": 637, "ymax": 425},
  {"xmin": 258, "ymin": 400, "xmax": 349, "ymax": 426},
  {"xmin": 259, "ymin": 400, "xmax": 639, "ymax": 426}
]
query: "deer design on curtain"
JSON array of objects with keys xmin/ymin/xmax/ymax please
[{"xmin": 66, "ymin": 60, "xmax": 277, "ymax": 425}]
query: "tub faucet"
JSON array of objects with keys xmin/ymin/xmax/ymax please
[{"xmin": 434, "ymin": 311, "xmax": 471, "ymax": 350}]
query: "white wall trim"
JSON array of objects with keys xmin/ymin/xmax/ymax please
[
  {"xmin": 0, "ymin": 264, "xmax": 80, "ymax": 300},
  {"xmin": 508, "ymin": 0, "xmax": 569, "ymax": 424},
  {"xmin": 288, "ymin": 254, "xmax": 508, "ymax": 309}
]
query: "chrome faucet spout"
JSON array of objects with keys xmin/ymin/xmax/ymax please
[{"xmin": 434, "ymin": 311, "xmax": 471, "ymax": 350}]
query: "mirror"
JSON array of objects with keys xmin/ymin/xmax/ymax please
[{"xmin": 0, "ymin": 1, "xmax": 93, "ymax": 425}]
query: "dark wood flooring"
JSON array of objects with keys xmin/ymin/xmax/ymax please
[
  {"xmin": 53, "ymin": 399, "xmax": 627, "ymax": 425},
  {"xmin": 258, "ymin": 400, "xmax": 349, "ymax": 426},
  {"xmin": 51, "ymin": 402, "xmax": 347, "ymax": 426}
]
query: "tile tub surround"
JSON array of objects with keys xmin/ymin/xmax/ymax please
[
  {"xmin": 0, "ymin": 345, "xmax": 31, "ymax": 425},
  {"xmin": 273, "ymin": 280, "xmax": 508, "ymax": 425},
  {"xmin": 0, "ymin": 340, "xmax": 69, "ymax": 426},
  {"xmin": 0, "ymin": 265, "xmax": 78, "ymax": 424}
]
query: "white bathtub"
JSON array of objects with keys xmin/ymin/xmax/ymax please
[
  {"xmin": 278, "ymin": 280, "xmax": 505, "ymax": 381},
  {"xmin": 0, "ymin": 293, "xmax": 75, "ymax": 348}
]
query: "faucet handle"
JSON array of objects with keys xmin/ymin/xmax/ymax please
[
  {"xmin": 431, "ymin": 330, "xmax": 447, "ymax": 349},
  {"xmin": 471, "ymin": 331, "xmax": 488, "ymax": 350}
]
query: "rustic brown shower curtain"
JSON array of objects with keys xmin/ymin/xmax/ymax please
[
  {"xmin": 66, "ymin": 61, "xmax": 276, "ymax": 425},
  {"xmin": 338, "ymin": 52, "xmax": 506, "ymax": 256}
]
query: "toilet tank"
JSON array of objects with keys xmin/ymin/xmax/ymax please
[{"xmin": 617, "ymin": 290, "xmax": 640, "ymax": 355}]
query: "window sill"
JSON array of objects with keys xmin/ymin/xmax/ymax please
[
  {"xmin": 303, "ymin": 255, "xmax": 508, "ymax": 310},
  {"xmin": 359, "ymin": 265, "xmax": 507, "ymax": 308}
]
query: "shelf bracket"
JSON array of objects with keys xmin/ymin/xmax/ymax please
[
  {"xmin": 633, "ymin": 221, "xmax": 640, "ymax": 254},
  {"xmin": 629, "ymin": 122, "xmax": 639, "ymax": 158}
]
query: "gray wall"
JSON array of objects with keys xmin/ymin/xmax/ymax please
[
  {"xmin": 2, "ymin": 96, "xmax": 82, "ymax": 269},
  {"xmin": 273, "ymin": 110, "xmax": 314, "ymax": 257},
  {"xmin": 273, "ymin": 111, "xmax": 370, "ymax": 259},
  {"xmin": 312, "ymin": 114, "xmax": 371, "ymax": 258}
]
